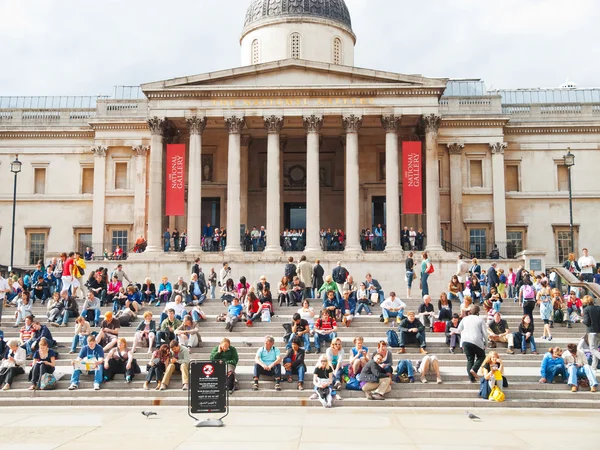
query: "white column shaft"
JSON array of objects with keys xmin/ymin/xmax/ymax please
[
  {"xmin": 385, "ymin": 131, "xmax": 401, "ymax": 251},
  {"xmin": 345, "ymin": 132, "xmax": 361, "ymax": 251},
  {"xmin": 225, "ymin": 132, "xmax": 241, "ymax": 252},
  {"xmin": 91, "ymin": 157, "xmax": 106, "ymax": 250},
  {"xmin": 185, "ymin": 133, "xmax": 202, "ymax": 252},
  {"xmin": 491, "ymin": 152, "xmax": 507, "ymax": 254},
  {"xmin": 133, "ymin": 153, "xmax": 147, "ymax": 239},
  {"xmin": 305, "ymin": 131, "xmax": 320, "ymax": 251},
  {"xmin": 265, "ymin": 132, "xmax": 281, "ymax": 251},
  {"xmin": 425, "ymin": 131, "xmax": 442, "ymax": 250},
  {"xmin": 449, "ymin": 153, "xmax": 463, "ymax": 243}
]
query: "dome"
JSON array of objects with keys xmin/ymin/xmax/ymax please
[{"xmin": 243, "ymin": 0, "xmax": 353, "ymax": 32}]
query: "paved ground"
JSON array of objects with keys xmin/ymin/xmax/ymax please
[{"xmin": 1, "ymin": 406, "xmax": 599, "ymax": 449}]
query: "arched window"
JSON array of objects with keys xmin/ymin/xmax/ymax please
[
  {"xmin": 290, "ymin": 33, "xmax": 301, "ymax": 59},
  {"xmin": 251, "ymin": 39, "xmax": 259, "ymax": 65},
  {"xmin": 333, "ymin": 38, "xmax": 341, "ymax": 64}
]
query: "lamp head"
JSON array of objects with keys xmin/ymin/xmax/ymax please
[
  {"xmin": 563, "ymin": 148, "xmax": 575, "ymax": 167},
  {"xmin": 10, "ymin": 156, "xmax": 22, "ymax": 174}
]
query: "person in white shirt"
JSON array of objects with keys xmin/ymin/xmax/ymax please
[
  {"xmin": 380, "ymin": 292, "xmax": 406, "ymax": 324},
  {"xmin": 219, "ymin": 262, "xmax": 231, "ymax": 287},
  {"xmin": 456, "ymin": 254, "xmax": 470, "ymax": 287},
  {"xmin": 578, "ymin": 248, "xmax": 597, "ymax": 283},
  {"xmin": 0, "ymin": 274, "xmax": 10, "ymax": 318},
  {"xmin": 160, "ymin": 295, "xmax": 187, "ymax": 324},
  {"xmin": 562, "ymin": 343, "xmax": 598, "ymax": 392}
]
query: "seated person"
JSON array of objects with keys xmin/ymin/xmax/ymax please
[
  {"xmin": 487, "ymin": 312, "xmax": 515, "ymax": 354},
  {"xmin": 190, "ymin": 305, "xmax": 207, "ymax": 324},
  {"xmin": 88, "ymin": 272, "xmax": 107, "ymax": 306},
  {"xmin": 144, "ymin": 344, "xmax": 170, "ymax": 390},
  {"xmin": 311, "ymin": 355, "xmax": 334, "ymax": 408},
  {"xmin": 438, "ymin": 292, "xmax": 453, "ymax": 322},
  {"xmin": 566, "ymin": 291, "xmax": 583, "ymax": 326},
  {"xmin": 175, "ymin": 315, "xmax": 201, "ymax": 348},
  {"xmin": 284, "ymin": 337, "xmax": 306, "ymax": 391},
  {"xmin": 82, "ymin": 291, "xmax": 102, "ymax": 327},
  {"xmin": 220, "ymin": 278, "xmax": 237, "ymax": 306},
  {"xmin": 210, "ymin": 338, "xmax": 239, "ymax": 395},
  {"xmin": 133, "ymin": 311, "xmax": 156, "ymax": 353},
  {"xmin": 256, "ymin": 276, "xmax": 270, "ymax": 294},
  {"xmin": 22, "ymin": 320, "xmax": 56, "ymax": 357},
  {"xmin": 55, "ymin": 290, "xmax": 79, "ymax": 327},
  {"xmin": 125, "ymin": 285, "xmax": 142, "ymax": 313},
  {"xmin": 513, "ymin": 314, "xmax": 537, "ymax": 355},
  {"xmin": 0, "ymin": 339, "xmax": 26, "ymax": 391},
  {"xmin": 445, "ymin": 313, "xmax": 461, "ymax": 354},
  {"xmin": 314, "ymin": 309, "xmax": 338, "ymax": 354},
  {"xmin": 373, "ymin": 340, "xmax": 393, "ymax": 375},
  {"xmin": 245, "ymin": 292, "xmax": 262, "ymax": 327},
  {"xmin": 160, "ymin": 340, "xmax": 190, "ymax": 391},
  {"xmin": 19, "ymin": 316, "xmax": 35, "ymax": 346},
  {"xmin": 322, "ymin": 290, "xmax": 340, "ymax": 319},
  {"xmin": 364, "ymin": 273, "xmax": 384, "ymax": 304},
  {"xmin": 349, "ymin": 336, "xmax": 370, "ymax": 376},
  {"xmin": 417, "ymin": 295, "xmax": 435, "ymax": 331},
  {"xmin": 32, "ymin": 275, "xmax": 49, "ymax": 304},
  {"xmin": 287, "ymin": 313, "xmax": 311, "ymax": 351},
  {"xmin": 171, "ymin": 277, "xmax": 189, "ymax": 304},
  {"xmin": 157, "ymin": 309, "xmax": 182, "ymax": 346},
  {"xmin": 355, "ymin": 282, "xmax": 372, "ymax": 316},
  {"xmin": 252, "ymin": 335, "xmax": 282, "ymax": 391},
  {"xmin": 398, "ymin": 312, "xmax": 427, "ymax": 354},
  {"xmin": 28, "ymin": 337, "xmax": 56, "ymax": 390},
  {"xmin": 0, "ymin": 330, "xmax": 5, "ymax": 359},
  {"xmin": 562, "ymin": 343, "xmax": 598, "ymax": 392},
  {"xmin": 288, "ymin": 277, "xmax": 305, "ymax": 307},
  {"xmin": 95, "ymin": 311, "xmax": 121, "ymax": 352},
  {"xmin": 103, "ymin": 337, "xmax": 139, "ymax": 383},
  {"xmin": 69, "ymin": 316, "xmax": 91, "ymax": 354},
  {"xmin": 141, "ymin": 278, "xmax": 156, "ymax": 305},
  {"xmin": 111, "ymin": 287, "xmax": 128, "ymax": 313},
  {"xmin": 68, "ymin": 335, "xmax": 105, "ymax": 391},
  {"xmin": 277, "ymin": 276, "xmax": 291, "ymax": 307},
  {"xmin": 325, "ymin": 338, "xmax": 344, "ymax": 396},
  {"xmin": 156, "ymin": 276, "xmax": 172, "ymax": 307},
  {"xmin": 360, "ymin": 353, "xmax": 392, "ymax": 400},
  {"xmin": 380, "ymin": 292, "xmax": 406, "ymax": 324},
  {"xmin": 340, "ymin": 290, "xmax": 357, "ymax": 327},
  {"xmin": 416, "ymin": 354, "xmax": 442, "ymax": 384},
  {"xmin": 159, "ymin": 295, "xmax": 187, "ymax": 324},
  {"xmin": 317, "ymin": 275, "xmax": 340, "ymax": 304},
  {"xmin": 447, "ymin": 275, "xmax": 463, "ymax": 304},
  {"xmin": 485, "ymin": 286, "xmax": 502, "ymax": 312},
  {"xmin": 539, "ymin": 346, "xmax": 567, "ymax": 384},
  {"xmin": 225, "ymin": 297, "xmax": 243, "ymax": 332},
  {"xmin": 189, "ymin": 273, "xmax": 206, "ymax": 305},
  {"xmin": 396, "ymin": 358, "xmax": 415, "ymax": 383},
  {"xmin": 480, "ymin": 351, "xmax": 505, "ymax": 395},
  {"xmin": 106, "ymin": 275, "xmax": 122, "ymax": 306},
  {"xmin": 13, "ymin": 291, "xmax": 33, "ymax": 327},
  {"xmin": 342, "ymin": 275, "xmax": 358, "ymax": 302}
]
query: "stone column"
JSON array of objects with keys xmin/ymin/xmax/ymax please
[
  {"xmin": 264, "ymin": 115, "xmax": 283, "ymax": 253},
  {"xmin": 145, "ymin": 117, "xmax": 165, "ymax": 253},
  {"xmin": 303, "ymin": 115, "xmax": 323, "ymax": 252},
  {"xmin": 381, "ymin": 115, "xmax": 402, "ymax": 252},
  {"xmin": 423, "ymin": 114, "xmax": 442, "ymax": 251},
  {"xmin": 91, "ymin": 146, "xmax": 107, "ymax": 252},
  {"xmin": 343, "ymin": 114, "xmax": 362, "ymax": 253},
  {"xmin": 185, "ymin": 116, "xmax": 207, "ymax": 253},
  {"xmin": 132, "ymin": 145, "xmax": 149, "ymax": 240},
  {"xmin": 447, "ymin": 143, "xmax": 465, "ymax": 244},
  {"xmin": 224, "ymin": 116, "xmax": 245, "ymax": 253},
  {"xmin": 240, "ymin": 135, "xmax": 252, "ymax": 231},
  {"xmin": 490, "ymin": 142, "xmax": 508, "ymax": 257}
]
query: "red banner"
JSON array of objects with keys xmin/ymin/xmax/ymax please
[
  {"xmin": 166, "ymin": 144, "xmax": 185, "ymax": 216},
  {"xmin": 402, "ymin": 141, "xmax": 423, "ymax": 214}
]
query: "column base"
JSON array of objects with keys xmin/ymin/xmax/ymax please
[
  {"xmin": 425, "ymin": 244, "xmax": 444, "ymax": 252},
  {"xmin": 344, "ymin": 245, "xmax": 363, "ymax": 253},
  {"xmin": 144, "ymin": 246, "xmax": 162, "ymax": 253},
  {"xmin": 264, "ymin": 246, "xmax": 283, "ymax": 255},
  {"xmin": 223, "ymin": 245, "xmax": 242, "ymax": 254},
  {"xmin": 303, "ymin": 246, "xmax": 321, "ymax": 253},
  {"xmin": 385, "ymin": 245, "xmax": 403, "ymax": 253},
  {"xmin": 184, "ymin": 246, "xmax": 202, "ymax": 253}
]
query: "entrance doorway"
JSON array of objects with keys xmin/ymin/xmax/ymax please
[
  {"xmin": 371, "ymin": 196, "xmax": 402, "ymax": 229},
  {"xmin": 284, "ymin": 202, "xmax": 306, "ymax": 230},
  {"xmin": 201, "ymin": 197, "xmax": 221, "ymax": 228}
]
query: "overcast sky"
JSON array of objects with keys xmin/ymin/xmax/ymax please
[{"xmin": 1, "ymin": 0, "xmax": 598, "ymax": 97}]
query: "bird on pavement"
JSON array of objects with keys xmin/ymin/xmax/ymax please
[
  {"xmin": 466, "ymin": 411, "xmax": 481, "ymax": 421},
  {"xmin": 242, "ymin": 341, "xmax": 253, "ymax": 347},
  {"xmin": 141, "ymin": 411, "xmax": 158, "ymax": 418}
]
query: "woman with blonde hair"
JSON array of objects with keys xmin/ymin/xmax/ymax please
[
  {"xmin": 563, "ymin": 252, "xmax": 580, "ymax": 274},
  {"xmin": 69, "ymin": 315, "xmax": 91, "ymax": 354},
  {"xmin": 326, "ymin": 337, "xmax": 344, "ymax": 398},
  {"xmin": 349, "ymin": 336, "xmax": 369, "ymax": 376},
  {"xmin": 460, "ymin": 295, "xmax": 472, "ymax": 318},
  {"xmin": 104, "ymin": 337, "xmax": 139, "ymax": 383},
  {"xmin": 132, "ymin": 311, "xmax": 156, "ymax": 353},
  {"xmin": 28, "ymin": 337, "xmax": 56, "ymax": 390},
  {"xmin": 537, "ymin": 280, "xmax": 553, "ymax": 341},
  {"xmin": 480, "ymin": 350, "xmax": 505, "ymax": 394},
  {"xmin": 310, "ymin": 354, "xmax": 334, "ymax": 408}
]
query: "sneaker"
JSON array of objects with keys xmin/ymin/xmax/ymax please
[
  {"xmin": 68, "ymin": 384, "xmax": 78, "ymax": 391},
  {"xmin": 325, "ymin": 401, "xmax": 332, "ymax": 408},
  {"xmin": 126, "ymin": 376, "xmax": 132, "ymax": 383},
  {"xmin": 274, "ymin": 383, "xmax": 281, "ymax": 391},
  {"xmin": 252, "ymin": 381, "xmax": 259, "ymax": 391},
  {"xmin": 182, "ymin": 384, "xmax": 188, "ymax": 391},
  {"xmin": 507, "ymin": 348, "xmax": 514, "ymax": 354},
  {"xmin": 449, "ymin": 348, "xmax": 455, "ymax": 354},
  {"xmin": 309, "ymin": 393, "xmax": 318, "ymax": 400},
  {"xmin": 421, "ymin": 377, "xmax": 428, "ymax": 383},
  {"xmin": 548, "ymin": 336, "xmax": 553, "ymax": 341},
  {"xmin": 592, "ymin": 386, "xmax": 597, "ymax": 393},
  {"xmin": 335, "ymin": 394, "xmax": 342, "ymax": 401},
  {"xmin": 420, "ymin": 348, "xmax": 428, "ymax": 355},
  {"xmin": 334, "ymin": 381, "xmax": 341, "ymax": 390},
  {"xmin": 315, "ymin": 349, "xmax": 321, "ymax": 354},
  {"xmin": 437, "ymin": 377, "xmax": 443, "ymax": 384},
  {"xmin": 93, "ymin": 383, "xmax": 100, "ymax": 391},
  {"xmin": 298, "ymin": 382, "xmax": 304, "ymax": 391}
]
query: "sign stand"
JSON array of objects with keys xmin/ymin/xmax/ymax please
[{"xmin": 188, "ymin": 360, "xmax": 229, "ymax": 428}]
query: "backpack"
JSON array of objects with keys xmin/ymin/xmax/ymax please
[
  {"xmin": 333, "ymin": 267, "xmax": 348, "ymax": 284},
  {"xmin": 522, "ymin": 285, "xmax": 535, "ymax": 300},
  {"xmin": 345, "ymin": 378, "xmax": 361, "ymax": 391},
  {"xmin": 553, "ymin": 309, "xmax": 564, "ymax": 324},
  {"xmin": 39, "ymin": 373, "xmax": 57, "ymax": 390},
  {"xmin": 386, "ymin": 329, "xmax": 400, "ymax": 348}
]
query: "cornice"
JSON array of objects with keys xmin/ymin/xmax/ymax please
[
  {"xmin": 505, "ymin": 125, "xmax": 600, "ymax": 134},
  {"xmin": 145, "ymin": 88, "xmax": 446, "ymax": 99},
  {"xmin": 90, "ymin": 122, "xmax": 149, "ymax": 131},
  {"xmin": 0, "ymin": 131, "xmax": 94, "ymax": 139},
  {"xmin": 441, "ymin": 119, "xmax": 509, "ymax": 128}
]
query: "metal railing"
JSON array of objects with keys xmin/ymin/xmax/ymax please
[{"xmin": 440, "ymin": 241, "xmax": 519, "ymax": 259}]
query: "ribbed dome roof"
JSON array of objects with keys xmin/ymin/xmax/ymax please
[{"xmin": 243, "ymin": 0, "xmax": 352, "ymax": 31}]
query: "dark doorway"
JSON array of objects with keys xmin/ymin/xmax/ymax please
[
  {"xmin": 371, "ymin": 196, "xmax": 402, "ymax": 229},
  {"xmin": 201, "ymin": 197, "xmax": 221, "ymax": 228},
  {"xmin": 284, "ymin": 202, "xmax": 306, "ymax": 230}
]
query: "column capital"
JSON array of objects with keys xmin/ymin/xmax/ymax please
[
  {"xmin": 264, "ymin": 115, "xmax": 283, "ymax": 134},
  {"xmin": 91, "ymin": 145, "xmax": 107, "ymax": 157},
  {"xmin": 447, "ymin": 143, "xmax": 465, "ymax": 154},
  {"xmin": 489, "ymin": 142, "xmax": 507, "ymax": 154},
  {"xmin": 303, "ymin": 114, "xmax": 323, "ymax": 133},
  {"xmin": 225, "ymin": 116, "xmax": 246, "ymax": 134},
  {"xmin": 147, "ymin": 117, "xmax": 165, "ymax": 135},
  {"xmin": 132, "ymin": 145, "xmax": 149, "ymax": 157},
  {"xmin": 422, "ymin": 114, "xmax": 442, "ymax": 134},
  {"xmin": 186, "ymin": 116, "xmax": 207, "ymax": 135},
  {"xmin": 342, "ymin": 114, "xmax": 362, "ymax": 133},
  {"xmin": 241, "ymin": 135, "xmax": 252, "ymax": 147},
  {"xmin": 381, "ymin": 114, "xmax": 401, "ymax": 133}
]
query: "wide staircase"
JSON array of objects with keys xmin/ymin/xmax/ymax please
[{"xmin": 1, "ymin": 296, "xmax": 598, "ymax": 409}]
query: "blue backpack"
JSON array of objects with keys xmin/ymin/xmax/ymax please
[
  {"xmin": 386, "ymin": 329, "xmax": 400, "ymax": 348},
  {"xmin": 345, "ymin": 378, "xmax": 361, "ymax": 391}
]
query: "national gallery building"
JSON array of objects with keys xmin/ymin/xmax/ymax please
[{"xmin": 1, "ymin": 0, "xmax": 599, "ymax": 285}]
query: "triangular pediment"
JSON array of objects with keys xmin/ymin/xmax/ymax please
[{"xmin": 141, "ymin": 59, "xmax": 447, "ymax": 93}]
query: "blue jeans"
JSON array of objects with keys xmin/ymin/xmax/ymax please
[
  {"xmin": 286, "ymin": 332, "xmax": 311, "ymax": 351},
  {"xmin": 210, "ymin": 285, "xmax": 216, "ymax": 299},
  {"xmin": 70, "ymin": 335, "xmax": 87, "ymax": 353},
  {"xmin": 542, "ymin": 363, "xmax": 566, "ymax": 383},
  {"xmin": 567, "ymin": 365, "xmax": 598, "ymax": 387},
  {"xmin": 514, "ymin": 333, "xmax": 537, "ymax": 353},
  {"xmin": 315, "ymin": 332, "xmax": 336, "ymax": 350},
  {"xmin": 83, "ymin": 309, "xmax": 101, "ymax": 326},
  {"xmin": 396, "ymin": 360, "xmax": 414, "ymax": 378},
  {"xmin": 399, "ymin": 331, "xmax": 426, "ymax": 349},
  {"xmin": 61, "ymin": 310, "xmax": 76, "ymax": 326},
  {"xmin": 164, "ymin": 239, "xmax": 170, "ymax": 252},
  {"xmin": 448, "ymin": 292, "xmax": 463, "ymax": 303},
  {"xmin": 71, "ymin": 366, "xmax": 104, "ymax": 386},
  {"xmin": 382, "ymin": 309, "xmax": 403, "ymax": 320},
  {"xmin": 421, "ymin": 272, "xmax": 429, "ymax": 296},
  {"xmin": 406, "ymin": 271, "xmax": 414, "ymax": 289},
  {"xmin": 356, "ymin": 302, "xmax": 372, "ymax": 315},
  {"xmin": 191, "ymin": 310, "xmax": 203, "ymax": 323},
  {"xmin": 22, "ymin": 340, "xmax": 36, "ymax": 356},
  {"xmin": 283, "ymin": 358, "xmax": 305, "ymax": 382}
]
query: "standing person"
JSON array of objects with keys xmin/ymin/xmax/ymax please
[
  {"xmin": 297, "ymin": 255, "xmax": 313, "ymax": 299},
  {"xmin": 208, "ymin": 268, "xmax": 217, "ymax": 299},
  {"xmin": 487, "ymin": 262, "xmax": 500, "ymax": 294},
  {"xmin": 72, "ymin": 252, "xmax": 87, "ymax": 298},
  {"xmin": 163, "ymin": 228, "xmax": 171, "ymax": 252},
  {"xmin": 563, "ymin": 253, "xmax": 581, "ymax": 275},
  {"xmin": 219, "ymin": 262, "xmax": 231, "ymax": 289},
  {"xmin": 284, "ymin": 256, "xmax": 297, "ymax": 280},
  {"xmin": 332, "ymin": 261, "xmax": 348, "ymax": 294},
  {"xmin": 210, "ymin": 338, "xmax": 239, "ymax": 395},
  {"xmin": 374, "ymin": 224, "xmax": 384, "ymax": 251},
  {"xmin": 405, "ymin": 252, "xmax": 415, "ymax": 299},
  {"xmin": 537, "ymin": 280, "xmax": 553, "ymax": 341},
  {"xmin": 456, "ymin": 304, "xmax": 488, "ymax": 382},
  {"xmin": 582, "ymin": 295, "xmax": 600, "ymax": 371},
  {"xmin": 578, "ymin": 248, "xmax": 597, "ymax": 282},
  {"xmin": 420, "ymin": 252, "xmax": 432, "ymax": 296},
  {"xmin": 61, "ymin": 252, "xmax": 76, "ymax": 296},
  {"xmin": 172, "ymin": 228, "xmax": 180, "ymax": 252},
  {"xmin": 456, "ymin": 254, "xmax": 470, "ymax": 290},
  {"xmin": 312, "ymin": 259, "xmax": 325, "ymax": 296},
  {"xmin": 506, "ymin": 267, "xmax": 517, "ymax": 301}
]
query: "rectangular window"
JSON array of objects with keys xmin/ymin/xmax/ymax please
[
  {"xmin": 111, "ymin": 230, "xmax": 128, "ymax": 252},
  {"xmin": 469, "ymin": 160, "xmax": 483, "ymax": 187},
  {"xmin": 115, "ymin": 162, "xmax": 128, "ymax": 190},
  {"xmin": 469, "ymin": 228, "xmax": 487, "ymax": 259},
  {"xmin": 507, "ymin": 230, "xmax": 523, "ymax": 259},
  {"xmin": 557, "ymin": 164, "xmax": 569, "ymax": 191},
  {"xmin": 28, "ymin": 232, "xmax": 46, "ymax": 265},
  {"xmin": 34, "ymin": 168, "xmax": 46, "ymax": 194},
  {"xmin": 505, "ymin": 165, "xmax": 520, "ymax": 192},
  {"xmin": 557, "ymin": 230, "xmax": 572, "ymax": 263},
  {"xmin": 82, "ymin": 167, "xmax": 94, "ymax": 194},
  {"xmin": 77, "ymin": 233, "xmax": 92, "ymax": 255}
]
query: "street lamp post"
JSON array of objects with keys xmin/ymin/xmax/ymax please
[
  {"xmin": 563, "ymin": 148, "xmax": 575, "ymax": 254},
  {"xmin": 9, "ymin": 155, "xmax": 22, "ymax": 271}
]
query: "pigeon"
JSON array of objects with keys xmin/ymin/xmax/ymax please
[
  {"xmin": 141, "ymin": 411, "xmax": 157, "ymax": 418},
  {"xmin": 242, "ymin": 341, "xmax": 253, "ymax": 347},
  {"xmin": 466, "ymin": 411, "xmax": 481, "ymax": 421}
]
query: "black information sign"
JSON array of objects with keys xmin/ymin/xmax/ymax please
[{"xmin": 189, "ymin": 360, "xmax": 227, "ymax": 414}]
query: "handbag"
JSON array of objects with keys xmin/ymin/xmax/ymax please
[
  {"xmin": 426, "ymin": 263, "xmax": 435, "ymax": 274},
  {"xmin": 489, "ymin": 385, "xmax": 505, "ymax": 402},
  {"xmin": 433, "ymin": 321, "xmax": 446, "ymax": 333},
  {"xmin": 370, "ymin": 293, "xmax": 379, "ymax": 304},
  {"xmin": 39, "ymin": 373, "xmax": 57, "ymax": 390}
]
